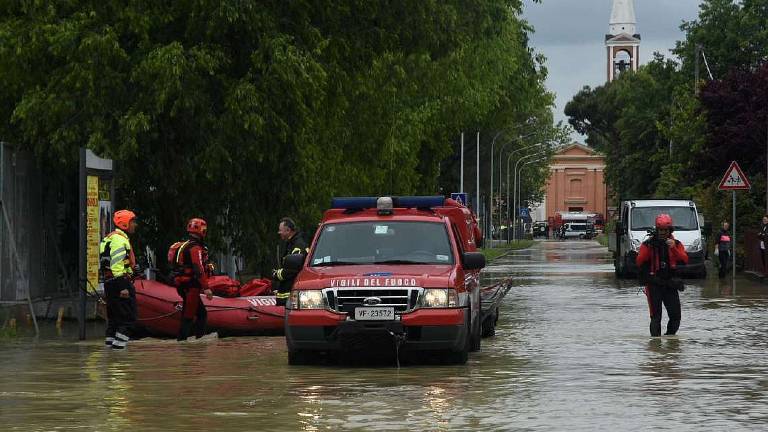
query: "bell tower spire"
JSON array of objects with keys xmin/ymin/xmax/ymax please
[{"xmin": 605, "ymin": 0, "xmax": 641, "ymax": 82}]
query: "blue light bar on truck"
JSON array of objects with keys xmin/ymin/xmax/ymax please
[
  {"xmin": 330, "ymin": 197, "xmax": 379, "ymax": 209},
  {"xmin": 330, "ymin": 196, "xmax": 446, "ymax": 209}
]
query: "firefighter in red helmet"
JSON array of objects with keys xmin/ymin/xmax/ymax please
[
  {"xmin": 99, "ymin": 209, "xmax": 139, "ymax": 349},
  {"xmin": 169, "ymin": 217, "xmax": 214, "ymax": 341},
  {"xmin": 636, "ymin": 213, "xmax": 689, "ymax": 337}
]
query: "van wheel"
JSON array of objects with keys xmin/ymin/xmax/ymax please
[
  {"xmin": 614, "ymin": 258, "xmax": 624, "ymax": 278},
  {"xmin": 288, "ymin": 350, "xmax": 313, "ymax": 365}
]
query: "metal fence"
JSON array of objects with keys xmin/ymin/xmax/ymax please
[{"xmin": 0, "ymin": 143, "xmax": 63, "ymax": 304}]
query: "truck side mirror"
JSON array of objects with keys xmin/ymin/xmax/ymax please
[
  {"xmin": 462, "ymin": 252, "xmax": 486, "ymax": 270},
  {"xmin": 702, "ymin": 222, "xmax": 712, "ymax": 236},
  {"xmin": 283, "ymin": 253, "xmax": 305, "ymax": 272}
]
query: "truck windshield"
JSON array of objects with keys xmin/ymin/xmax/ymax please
[
  {"xmin": 309, "ymin": 221, "xmax": 454, "ymax": 266},
  {"xmin": 631, "ymin": 206, "xmax": 699, "ymax": 231}
]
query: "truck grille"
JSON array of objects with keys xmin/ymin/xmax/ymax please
[{"xmin": 325, "ymin": 287, "xmax": 421, "ymax": 314}]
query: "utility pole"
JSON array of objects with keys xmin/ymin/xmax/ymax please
[
  {"xmin": 476, "ymin": 131, "xmax": 480, "ymax": 215},
  {"xmin": 460, "ymin": 132, "xmax": 464, "ymax": 193}
]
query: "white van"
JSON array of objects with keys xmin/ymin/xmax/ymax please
[
  {"xmin": 609, "ymin": 199, "xmax": 706, "ymax": 278},
  {"xmin": 563, "ymin": 222, "xmax": 588, "ymax": 239}
]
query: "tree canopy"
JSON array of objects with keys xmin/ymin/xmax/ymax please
[
  {"xmin": 565, "ymin": 0, "xmax": 768, "ymax": 244},
  {"xmin": 0, "ymin": 1, "xmax": 554, "ymax": 272}
]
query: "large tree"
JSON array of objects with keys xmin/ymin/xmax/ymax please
[{"xmin": 0, "ymin": 1, "xmax": 554, "ymax": 273}]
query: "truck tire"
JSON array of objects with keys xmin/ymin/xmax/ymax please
[
  {"xmin": 446, "ymin": 319, "xmax": 470, "ymax": 364},
  {"xmin": 481, "ymin": 308, "xmax": 498, "ymax": 337},
  {"xmin": 288, "ymin": 350, "xmax": 313, "ymax": 366},
  {"xmin": 470, "ymin": 300, "xmax": 482, "ymax": 352}
]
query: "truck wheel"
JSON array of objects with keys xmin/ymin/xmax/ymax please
[
  {"xmin": 446, "ymin": 320, "xmax": 470, "ymax": 364},
  {"xmin": 481, "ymin": 308, "xmax": 498, "ymax": 337},
  {"xmin": 470, "ymin": 301, "xmax": 482, "ymax": 351},
  {"xmin": 288, "ymin": 350, "xmax": 313, "ymax": 366}
]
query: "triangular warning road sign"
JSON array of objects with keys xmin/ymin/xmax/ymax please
[{"xmin": 718, "ymin": 161, "xmax": 751, "ymax": 190}]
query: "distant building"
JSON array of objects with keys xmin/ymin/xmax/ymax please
[
  {"xmin": 606, "ymin": 0, "xmax": 640, "ymax": 82},
  {"xmin": 542, "ymin": 143, "xmax": 608, "ymax": 221}
]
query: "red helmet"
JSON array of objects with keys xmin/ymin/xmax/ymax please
[
  {"xmin": 113, "ymin": 210, "xmax": 136, "ymax": 231},
  {"xmin": 186, "ymin": 218, "xmax": 208, "ymax": 238},
  {"xmin": 655, "ymin": 214, "xmax": 673, "ymax": 230}
]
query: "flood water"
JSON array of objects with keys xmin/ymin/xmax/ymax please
[{"xmin": 3, "ymin": 240, "xmax": 768, "ymax": 431}]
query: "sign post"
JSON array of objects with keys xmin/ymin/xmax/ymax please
[
  {"xmin": 79, "ymin": 149, "xmax": 114, "ymax": 340},
  {"xmin": 718, "ymin": 161, "xmax": 751, "ymax": 288}
]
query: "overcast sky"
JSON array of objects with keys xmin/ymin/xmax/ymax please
[{"xmin": 522, "ymin": 0, "xmax": 704, "ymax": 139}]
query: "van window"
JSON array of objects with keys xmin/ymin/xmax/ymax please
[
  {"xmin": 568, "ymin": 224, "xmax": 587, "ymax": 231},
  {"xmin": 631, "ymin": 206, "xmax": 699, "ymax": 231}
]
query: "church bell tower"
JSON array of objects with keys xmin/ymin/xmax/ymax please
[{"xmin": 606, "ymin": 0, "xmax": 640, "ymax": 82}]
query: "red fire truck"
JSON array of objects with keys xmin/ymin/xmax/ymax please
[{"xmin": 283, "ymin": 196, "xmax": 487, "ymax": 365}]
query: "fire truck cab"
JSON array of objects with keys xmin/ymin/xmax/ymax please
[{"xmin": 284, "ymin": 196, "xmax": 486, "ymax": 365}]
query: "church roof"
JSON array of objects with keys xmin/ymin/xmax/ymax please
[
  {"xmin": 554, "ymin": 143, "xmax": 602, "ymax": 157},
  {"xmin": 605, "ymin": 33, "xmax": 641, "ymax": 43}
]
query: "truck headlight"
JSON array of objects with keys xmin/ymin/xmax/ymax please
[
  {"xmin": 631, "ymin": 239, "xmax": 641, "ymax": 252},
  {"xmin": 289, "ymin": 290, "xmax": 326, "ymax": 310},
  {"xmin": 687, "ymin": 238, "xmax": 702, "ymax": 253},
  {"xmin": 420, "ymin": 289, "xmax": 458, "ymax": 308}
]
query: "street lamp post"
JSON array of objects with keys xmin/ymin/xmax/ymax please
[
  {"xmin": 509, "ymin": 150, "xmax": 549, "ymax": 242},
  {"xmin": 516, "ymin": 156, "xmax": 549, "ymax": 240},
  {"xmin": 495, "ymin": 135, "xmax": 541, "ymax": 241},
  {"xmin": 504, "ymin": 142, "xmax": 550, "ymax": 242},
  {"xmin": 489, "ymin": 130, "xmax": 538, "ymax": 243}
]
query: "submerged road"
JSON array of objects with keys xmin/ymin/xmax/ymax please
[{"xmin": 2, "ymin": 240, "xmax": 768, "ymax": 430}]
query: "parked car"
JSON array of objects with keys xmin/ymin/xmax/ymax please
[{"xmin": 532, "ymin": 222, "xmax": 549, "ymax": 238}]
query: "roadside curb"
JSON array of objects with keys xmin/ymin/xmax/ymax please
[{"xmin": 486, "ymin": 241, "xmax": 538, "ymax": 263}]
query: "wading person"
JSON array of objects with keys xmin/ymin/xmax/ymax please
[
  {"xmin": 636, "ymin": 214, "xmax": 689, "ymax": 337},
  {"xmin": 273, "ymin": 217, "xmax": 308, "ymax": 306},
  {"xmin": 170, "ymin": 218, "xmax": 214, "ymax": 341},
  {"xmin": 99, "ymin": 210, "xmax": 139, "ymax": 349},
  {"xmin": 758, "ymin": 216, "xmax": 768, "ymax": 272},
  {"xmin": 715, "ymin": 221, "xmax": 732, "ymax": 279}
]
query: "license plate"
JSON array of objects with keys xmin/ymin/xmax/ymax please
[{"xmin": 354, "ymin": 307, "xmax": 395, "ymax": 321}]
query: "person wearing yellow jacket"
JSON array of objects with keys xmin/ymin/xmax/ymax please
[{"xmin": 99, "ymin": 210, "xmax": 138, "ymax": 349}]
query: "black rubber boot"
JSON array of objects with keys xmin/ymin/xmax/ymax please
[
  {"xmin": 650, "ymin": 319, "xmax": 662, "ymax": 337},
  {"xmin": 665, "ymin": 320, "xmax": 680, "ymax": 335},
  {"xmin": 177, "ymin": 319, "xmax": 194, "ymax": 341}
]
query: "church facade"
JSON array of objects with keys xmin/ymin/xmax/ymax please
[{"xmin": 543, "ymin": 143, "xmax": 608, "ymax": 221}]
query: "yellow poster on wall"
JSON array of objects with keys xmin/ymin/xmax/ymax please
[{"xmin": 86, "ymin": 176, "xmax": 100, "ymax": 292}]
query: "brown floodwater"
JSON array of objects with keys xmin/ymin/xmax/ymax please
[{"xmin": 2, "ymin": 240, "xmax": 768, "ymax": 431}]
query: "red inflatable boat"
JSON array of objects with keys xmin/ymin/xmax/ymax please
[{"xmin": 133, "ymin": 278, "xmax": 285, "ymax": 337}]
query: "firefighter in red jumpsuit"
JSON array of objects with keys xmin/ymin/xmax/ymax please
[
  {"xmin": 171, "ymin": 218, "xmax": 214, "ymax": 341},
  {"xmin": 636, "ymin": 214, "xmax": 689, "ymax": 337}
]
